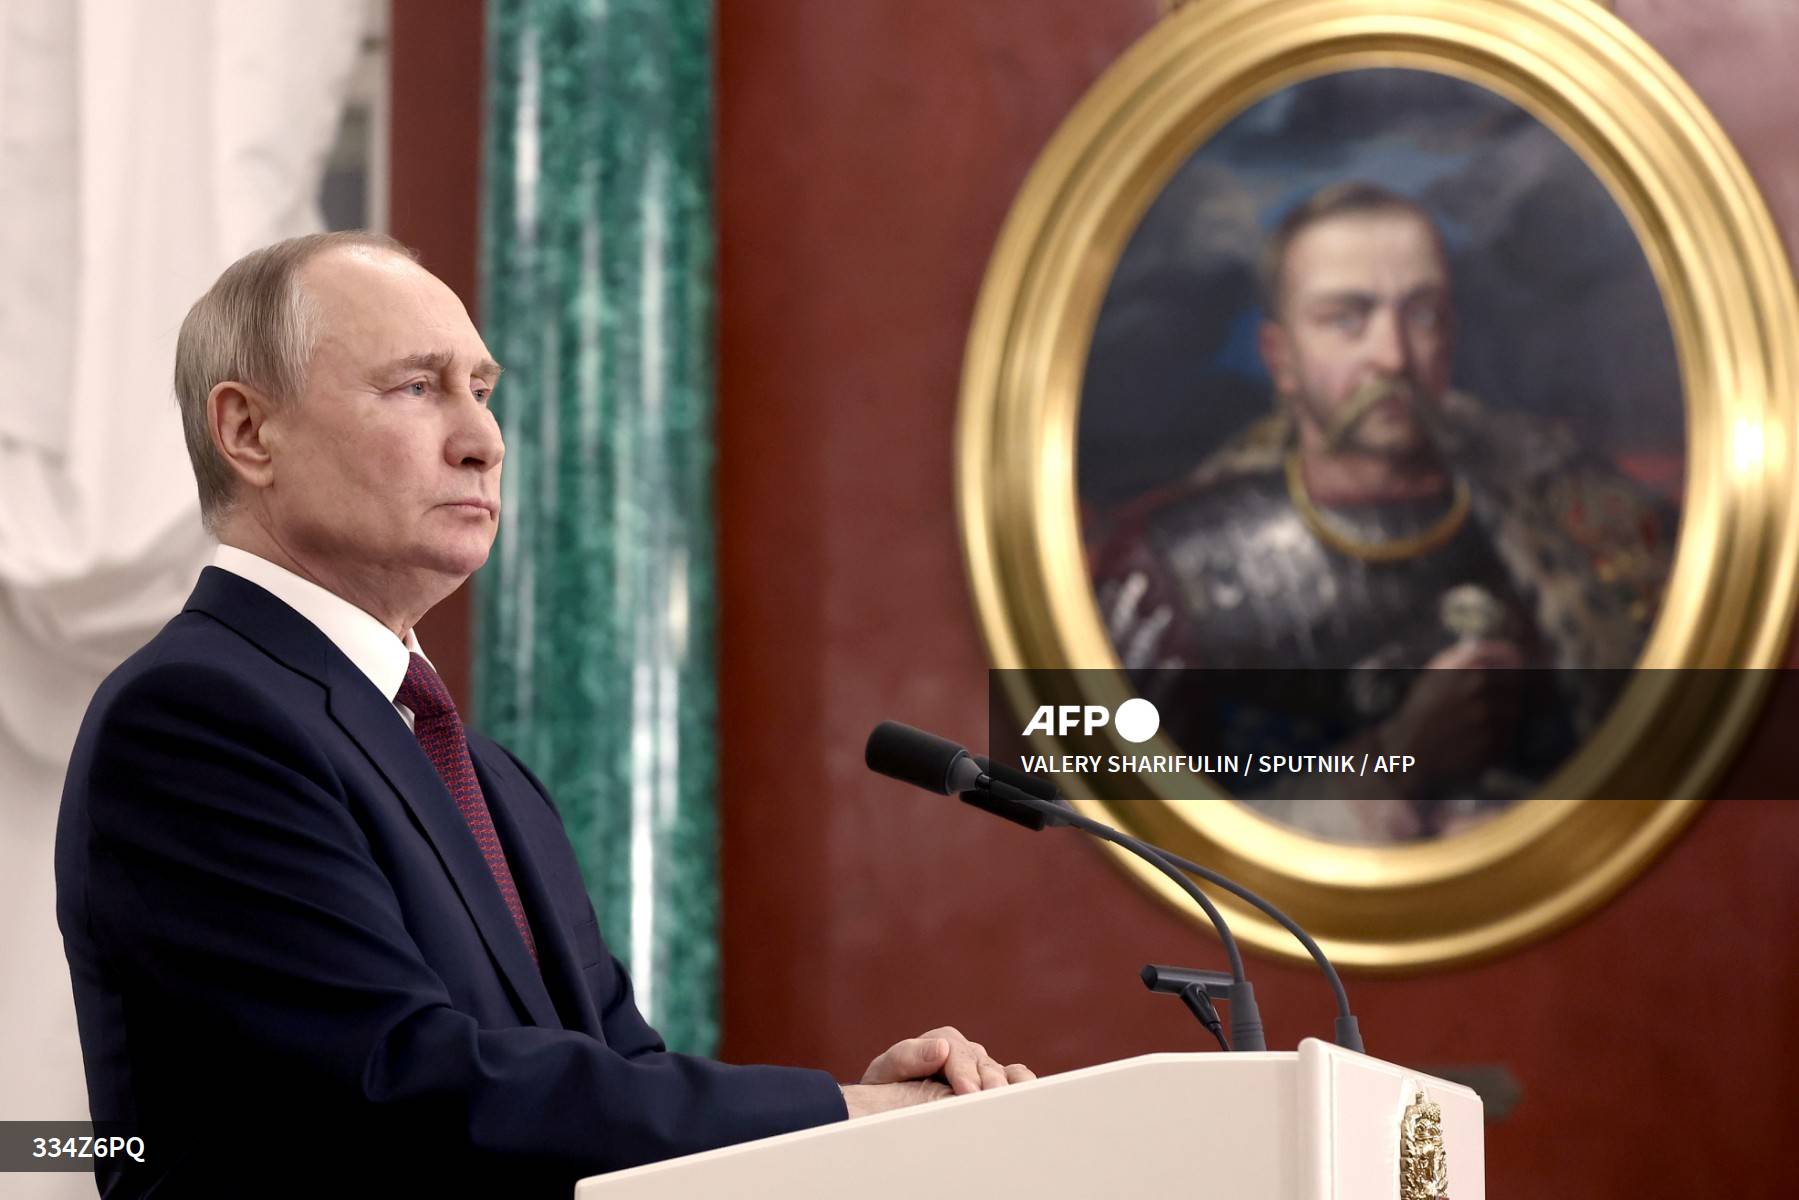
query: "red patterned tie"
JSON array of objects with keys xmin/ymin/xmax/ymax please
[{"xmin": 395, "ymin": 653, "xmax": 538, "ymax": 965}]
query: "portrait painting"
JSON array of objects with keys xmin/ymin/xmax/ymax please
[
  {"xmin": 1079, "ymin": 68, "xmax": 1684, "ymax": 846},
  {"xmin": 961, "ymin": 0, "xmax": 1797, "ymax": 969}
]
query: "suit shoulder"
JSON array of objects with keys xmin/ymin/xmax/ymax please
[
  {"xmin": 64, "ymin": 643, "xmax": 352, "ymax": 864},
  {"xmin": 86, "ymin": 611, "xmax": 314, "ymax": 724},
  {"xmin": 72, "ymin": 615, "xmax": 330, "ymax": 791}
]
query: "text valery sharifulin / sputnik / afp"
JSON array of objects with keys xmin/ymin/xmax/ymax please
[{"xmin": 1013, "ymin": 752, "xmax": 1417, "ymax": 778}]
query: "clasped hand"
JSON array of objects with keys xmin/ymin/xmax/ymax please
[{"xmin": 840, "ymin": 1026, "xmax": 1035, "ymax": 1118}]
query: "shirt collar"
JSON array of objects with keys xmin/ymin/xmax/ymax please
[{"xmin": 211, "ymin": 544, "xmax": 423, "ymax": 704}]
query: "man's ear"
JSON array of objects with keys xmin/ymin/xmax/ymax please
[
  {"xmin": 1258, "ymin": 319, "xmax": 1298, "ymax": 398},
  {"xmin": 209, "ymin": 381, "xmax": 278, "ymax": 492}
]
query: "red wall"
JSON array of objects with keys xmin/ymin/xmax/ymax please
[{"xmin": 714, "ymin": 3, "xmax": 1799, "ymax": 1195}]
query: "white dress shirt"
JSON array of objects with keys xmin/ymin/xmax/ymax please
[{"xmin": 211, "ymin": 544, "xmax": 429, "ymax": 730}]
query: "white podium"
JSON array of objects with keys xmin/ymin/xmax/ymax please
[{"xmin": 576, "ymin": 1039, "xmax": 1481, "ymax": 1198}]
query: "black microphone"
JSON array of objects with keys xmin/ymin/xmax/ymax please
[
  {"xmin": 866, "ymin": 722, "xmax": 1266, "ymax": 1052},
  {"xmin": 865, "ymin": 724, "xmax": 1064, "ymax": 828},
  {"xmin": 967, "ymin": 750, "xmax": 1364, "ymax": 1054},
  {"xmin": 864, "ymin": 721, "xmax": 984, "ymax": 796}
]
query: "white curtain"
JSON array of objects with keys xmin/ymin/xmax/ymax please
[{"xmin": 0, "ymin": 1, "xmax": 366, "ymax": 1190}]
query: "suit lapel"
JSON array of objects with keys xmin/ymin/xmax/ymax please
[
  {"xmin": 471, "ymin": 747, "xmax": 602, "ymax": 1037},
  {"xmin": 326, "ymin": 676, "xmax": 562, "ymax": 1030},
  {"xmin": 185, "ymin": 568, "xmax": 560, "ymax": 1029}
]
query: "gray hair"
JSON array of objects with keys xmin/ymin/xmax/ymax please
[{"xmin": 174, "ymin": 230, "xmax": 417, "ymax": 532}]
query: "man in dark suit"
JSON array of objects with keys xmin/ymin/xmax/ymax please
[{"xmin": 56, "ymin": 231, "xmax": 1029, "ymax": 1197}]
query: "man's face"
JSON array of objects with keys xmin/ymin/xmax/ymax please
[
  {"xmin": 1258, "ymin": 209, "xmax": 1453, "ymax": 458},
  {"xmin": 256, "ymin": 248, "xmax": 504, "ymax": 602}
]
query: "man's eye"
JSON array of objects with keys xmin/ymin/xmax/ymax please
[
  {"xmin": 473, "ymin": 386, "xmax": 492, "ymax": 404},
  {"xmin": 1326, "ymin": 311, "xmax": 1365, "ymax": 335},
  {"xmin": 402, "ymin": 381, "xmax": 429, "ymax": 397},
  {"xmin": 1406, "ymin": 304, "xmax": 1442, "ymax": 332}
]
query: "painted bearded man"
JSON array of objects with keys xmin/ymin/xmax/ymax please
[{"xmin": 1091, "ymin": 183, "xmax": 1670, "ymax": 843}]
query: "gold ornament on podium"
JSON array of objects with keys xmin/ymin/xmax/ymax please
[{"xmin": 1399, "ymin": 1090, "xmax": 1449, "ymax": 1199}]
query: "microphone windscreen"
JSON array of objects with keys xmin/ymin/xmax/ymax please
[{"xmin": 865, "ymin": 722, "xmax": 972, "ymax": 795}]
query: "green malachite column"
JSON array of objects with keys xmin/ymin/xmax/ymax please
[{"xmin": 476, "ymin": 0, "xmax": 718, "ymax": 1053}]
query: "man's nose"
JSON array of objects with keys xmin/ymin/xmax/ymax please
[
  {"xmin": 1365, "ymin": 308, "xmax": 1409, "ymax": 375},
  {"xmin": 447, "ymin": 394, "xmax": 505, "ymax": 469}
]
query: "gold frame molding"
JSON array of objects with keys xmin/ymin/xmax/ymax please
[{"xmin": 957, "ymin": 0, "xmax": 1799, "ymax": 972}]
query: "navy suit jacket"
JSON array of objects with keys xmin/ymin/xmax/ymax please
[{"xmin": 56, "ymin": 567, "xmax": 845, "ymax": 1197}]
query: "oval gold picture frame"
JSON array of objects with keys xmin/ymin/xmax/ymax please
[{"xmin": 957, "ymin": 0, "xmax": 1799, "ymax": 972}]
